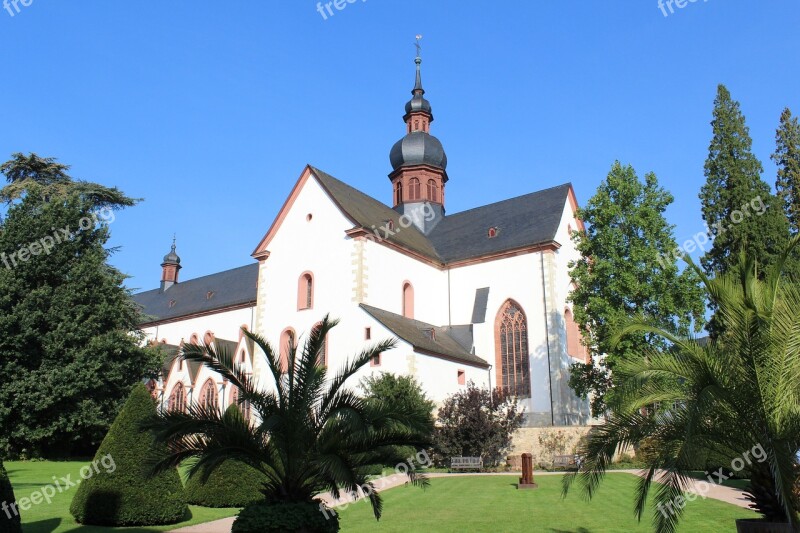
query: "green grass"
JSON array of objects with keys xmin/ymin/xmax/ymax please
[
  {"xmin": 687, "ymin": 471, "xmax": 751, "ymax": 491},
  {"xmin": 5, "ymin": 461, "xmax": 238, "ymax": 532},
  {"xmin": 336, "ymin": 474, "xmax": 758, "ymax": 532}
]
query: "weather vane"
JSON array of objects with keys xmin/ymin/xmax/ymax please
[{"xmin": 414, "ymin": 34, "xmax": 423, "ymax": 58}]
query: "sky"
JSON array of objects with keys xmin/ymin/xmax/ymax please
[{"xmin": 1, "ymin": 1, "xmax": 798, "ymax": 291}]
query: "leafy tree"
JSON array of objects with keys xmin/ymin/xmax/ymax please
[
  {"xmin": 70, "ymin": 384, "xmax": 187, "ymax": 526},
  {"xmin": 564, "ymin": 236, "xmax": 800, "ymax": 533},
  {"xmin": 700, "ymin": 85, "xmax": 790, "ymax": 276},
  {"xmin": 773, "ymin": 107, "xmax": 800, "ymax": 235},
  {"xmin": 0, "ymin": 152, "xmax": 136, "ymax": 209},
  {"xmin": 147, "ymin": 316, "xmax": 432, "ymax": 528},
  {"xmin": 568, "ymin": 162, "xmax": 705, "ymax": 417},
  {"xmin": 361, "ymin": 373, "xmax": 435, "ymax": 429},
  {"xmin": 433, "ymin": 382, "xmax": 523, "ymax": 467},
  {"xmin": 0, "ymin": 184, "xmax": 160, "ymax": 457},
  {"xmin": 0, "ymin": 460, "xmax": 21, "ymax": 533}
]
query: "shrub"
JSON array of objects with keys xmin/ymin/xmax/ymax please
[
  {"xmin": 537, "ymin": 429, "xmax": 569, "ymax": 464},
  {"xmin": 0, "ymin": 460, "xmax": 21, "ymax": 533},
  {"xmin": 232, "ymin": 501, "xmax": 340, "ymax": 533},
  {"xmin": 433, "ymin": 382, "xmax": 524, "ymax": 467},
  {"xmin": 69, "ymin": 384, "xmax": 187, "ymax": 526},
  {"xmin": 185, "ymin": 459, "xmax": 268, "ymax": 508}
]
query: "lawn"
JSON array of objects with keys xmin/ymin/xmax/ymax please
[
  {"xmin": 336, "ymin": 474, "xmax": 758, "ymax": 532},
  {"xmin": 5, "ymin": 461, "xmax": 239, "ymax": 533}
]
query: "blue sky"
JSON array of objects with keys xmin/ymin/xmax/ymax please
[{"xmin": 1, "ymin": 1, "xmax": 798, "ymax": 291}]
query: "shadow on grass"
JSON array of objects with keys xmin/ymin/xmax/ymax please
[
  {"xmin": 21, "ymin": 517, "xmax": 61, "ymax": 533},
  {"xmin": 549, "ymin": 528, "xmax": 592, "ymax": 533}
]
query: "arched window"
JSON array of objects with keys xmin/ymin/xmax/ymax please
[
  {"xmin": 297, "ymin": 272, "xmax": 314, "ymax": 310},
  {"xmin": 199, "ymin": 378, "xmax": 217, "ymax": 409},
  {"xmin": 495, "ymin": 300, "xmax": 531, "ymax": 398},
  {"xmin": 409, "ymin": 178, "xmax": 421, "ymax": 201},
  {"xmin": 168, "ymin": 383, "xmax": 186, "ymax": 413},
  {"xmin": 311, "ymin": 322, "xmax": 328, "ymax": 367},
  {"xmin": 565, "ymin": 308, "xmax": 588, "ymax": 362},
  {"xmin": 240, "ymin": 349, "xmax": 247, "ymax": 364},
  {"xmin": 230, "ymin": 387, "xmax": 251, "ymax": 422},
  {"xmin": 402, "ymin": 282, "xmax": 414, "ymax": 319},
  {"xmin": 203, "ymin": 331, "xmax": 214, "ymax": 345},
  {"xmin": 394, "ymin": 180, "xmax": 404, "ymax": 205},
  {"xmin": 426, "ymin": 179, "xmax": 438, "ymax": 203},
  {"xmin": 189, "ymin": 333, "xmax": 199, "ymax": 345},
  {"xmin": 279, "ymin": 328, "xmax": 296, "ymax": 373}
]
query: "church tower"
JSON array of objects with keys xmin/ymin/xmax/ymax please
[
  {"xmin": 389, "ymin": 42, "xmax": 448, "ymax": 233},
  {"xmin": 160, "ymin": 239, "xmax": 181, "ymax": 292}
]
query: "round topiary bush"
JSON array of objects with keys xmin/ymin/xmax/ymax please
[
  {"xmin": 69, "ymin": 384, "xmax": 188, "ymax": 526},
  {"xmin": 0, "ymin": 460, "xmax": 22, "ymax": 533},
  {"xmin": 184, "ymin": 458, "xmax": 268, "ymax": 508},
  {"xmin": 232, "ymin": 501, "xmax": 340, "ymax": 533}
]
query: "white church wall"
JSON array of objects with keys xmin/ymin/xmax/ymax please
[
  {"xmin": 140, "ymin": 306, "xmax": 255, "ymax": 346},
  {"xmin": 447, "ymin": 252, "xmax": 553, "ymax": 425}
]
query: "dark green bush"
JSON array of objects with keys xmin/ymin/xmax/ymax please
[
  {"xmin": 0, "ymin": 460, "xmax": 21, "ymax": 533},
  {"xmin": 185, "ymin": 458, "xmax": 268, "ymax": 508},
  {"xmin": 232, "ymin": 501, "xmax": 340, "ymax": 533},
  {"xmin": 69, "ymin": 384, "xmax": 187, "ymax": 526}
]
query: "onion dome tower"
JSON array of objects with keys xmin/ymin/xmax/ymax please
[
  {"xmin": 389, "ymin": 39, "xmax": 448, "ymax": 233},
  {"xmin": 160, "ymin": 238, "xmax": 181, "ymax": 292}
]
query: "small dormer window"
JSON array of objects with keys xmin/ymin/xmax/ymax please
[
  {"xmin": 488, "ymin": 227, "xmax": 499, "ymax": 238},
  {"xmin": 423, "ymin": 328, "xmax": 436, "ymax": 341},
  {"xmin": 168, "ymin": 300, "xmax": 176, "ymax": 309},
  {"xmin": 206, "ymin": 291, "xmax": 215, "ymax": 300}
]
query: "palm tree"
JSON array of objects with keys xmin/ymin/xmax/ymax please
[
  {"xmin": 563, "ymin": 235, "xmax": 800, "ymax": 533},
  {"xmin": 147, "ymin": 315, "xmax": 431, "ymax": 524}
]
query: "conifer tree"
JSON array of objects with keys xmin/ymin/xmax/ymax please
[
  {"xmin": 699, "ymin": 85, "xmax": 789, "ymax": 276},
  {"xmin": 773, "ymin": 107, "xmax": 800, "ymax": 235},
  {"xmin": 70, "ymin": 384, "xmax": 187, "ymax": 526}
]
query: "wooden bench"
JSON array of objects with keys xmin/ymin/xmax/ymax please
[
  {"xmin": 450, "ymin": 456, "xmax": 483, "ymax": 471},
  {"xmin": 552, "ymin": 454, "xmax": 582, "ymax": 470}
]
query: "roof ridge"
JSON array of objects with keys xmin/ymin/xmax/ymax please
[
  {"xmin": 443, "ymin": 182, "xmax": 572, "ymax": 220},
  {"xmin": 133, "ymin": 263, "xmax": 257, "ymax": 296}
]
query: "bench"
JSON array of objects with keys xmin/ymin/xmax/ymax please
[
  {"xmin": 552, "ymin": 454, "xmax": 582, "ymax": 470},
  {"xmin": 450, "ymin": 456, "xmax": 483, "ymax": 471}
]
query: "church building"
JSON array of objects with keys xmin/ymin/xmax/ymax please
[{"xmin": 133, "ymin": 51, "xmax": 592, "ymax": 427}]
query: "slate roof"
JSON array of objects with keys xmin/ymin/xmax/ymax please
[
  {"xmin": 132, "ymin": 264, "xmax": 258, "ymax": 325},
  {"xmin": 359, "ymin": 304, "xmax": 489, "ymax": 368},
  {"xmin": 311, "ymin": 167, "xmax": 569, "ymax": 266}
]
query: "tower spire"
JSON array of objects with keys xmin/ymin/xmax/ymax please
[{"xmin": 160, "ymin": 236, "xmax": 181, "ymax": 292}]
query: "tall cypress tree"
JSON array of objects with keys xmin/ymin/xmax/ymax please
[
  {"xmin": 568, "ymin": 162, "xmax": 706, "ymax": 417},
  {"xmin": 699, "ymin": 85, "xmax": 789, "ymax": 276},
  {"xmin": 773, "ymin": 107, "xmax": 800, "ymax": 235}
]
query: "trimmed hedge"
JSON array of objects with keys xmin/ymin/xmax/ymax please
[
  {"xmin": 232, "ymin": 501, "xmax": 340, "ymax": 533},
  {"xmin": 69, "ymin": 384, "xmax": 188, "ymax": 526},
  {"xmin": 0, "ymin": 460, "xmax": 21, "ymax": 533},
  {"xmin": 185, "ymin": 459, "xmax": 268, "ymax": 508}
]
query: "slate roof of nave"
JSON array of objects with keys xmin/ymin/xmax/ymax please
[
  {"xmin": 133, "ymin": 167, "xmax": 570, "ymax": 325},
  {"xmin": 359, "ymin": 304, "xmax": 489, "ymax": 368},
  {"xmin": 311, "ymin": 167, "xmax": 571, "ymax": 264}
]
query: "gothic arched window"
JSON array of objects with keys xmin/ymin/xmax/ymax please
[
  {"xmin": 298, "ymin": 273, "xmax": 313, "ymax": 310},
  {"xmin": 168, "ymin": 383, "xmax": 186, "ymax": 413},
  {"xmin": 230, "ymin": 387, "xmax": 251, "ymax": 422},
  {"xmin": 280, "ymin": 328, "xmax": 296, "ymax": 373},
  {"xmin": 200, "ymin": 378, "xmax": 217, "ymax": 409},
  {"xmin": 495, "ymin": 300, "xmax": 531, "ymax": 398}
]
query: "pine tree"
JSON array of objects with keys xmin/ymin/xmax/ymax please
[
  {"xmin": 0, "ymin": 460, "xmax": 21, "ymax": 533},
  {"xmin": 568, "ymin": 162, "xmax": 706, "ymax": 417},
  {"xmin": 699, "ymin": 85, "xmax": 790, "ymax": 276},
  {"xmin": 773, "ymin": 107, "xmax": 800, "ymax": 235},
  {"xmin": 0, "ymin": 181, "xmax": 160, "ymax": 457},
  {"xmin": 69, "ymin": 384, "xmax": 187, "ymax": 526}
]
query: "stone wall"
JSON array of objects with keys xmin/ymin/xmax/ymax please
[{"xmin": 509, "ymin": 426, "xmax": 593, "ymax": 466}]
